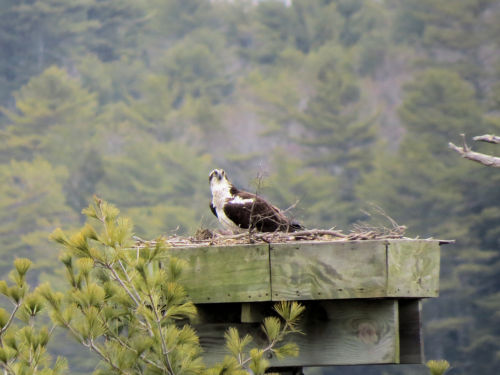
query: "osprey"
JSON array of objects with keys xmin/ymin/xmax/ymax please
[{"xmin": 209, "ymin": 169, "xmax": 303, "ymax": 233}]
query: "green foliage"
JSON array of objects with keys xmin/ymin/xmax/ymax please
[
  {"xmin": 398, "ymin": 69, "xmax": 481, "ymax": 156},
  {"xmin": 0, "ymin": 259, "xmax": 67, "ymax": 374},
  {"xmin": 0, "ymin": 1, "xmax": 499, "ymax": 374},
  {"xmin": 0, "ymin": 0, "xmax": 148, "ymax": 103},
  {"xmin": 0, "ymin": 66, "xmax": 98, "ymax": 165},
  {"xmin": 45, "ymin": 198, "xmax": 303, "ymax": 374},
  {"xmin": 0, "ymin": 158, "xmax": 77, "ymax": 278},
  {"xmin": 222, "ymin": 301, "xmax": 302, "ymax": 375},
  {"xmin": 426, "ymin": 360, "xmax": 450, "ymax": 375}
]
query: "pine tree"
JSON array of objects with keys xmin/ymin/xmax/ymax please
[
  {"xmin": 0, "ymin": 0, "xmax": 147, "ymax": 105},
  {"xmin": 0, "ymin": 258, "xmax": 67, "ymax": 374},
  {"xmin": 297, "ymin": 51, "xmax": 378, "ymax": 224},
  {"xmin": 0, "ymin": 66, "xmax": 98, "ymax": 165},
  {"xmin": 0, "ymin": 158, "xmax": 77, "ymax": 279},
  {"xmin": 357, "ymin": 67, "xmax": 495, "ymax": 374},
  {"xmin": 44, "ymin": 197, "xmax": 303, "ymax": 374}
]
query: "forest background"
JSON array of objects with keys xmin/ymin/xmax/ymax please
[{"xmin": 0, "ymin": 0, "xmax": 499, "ymax": 374}]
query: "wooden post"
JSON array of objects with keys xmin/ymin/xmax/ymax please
[{"xmin": 158, "ymin": 239, "xmax": 444, "ymax": 368}]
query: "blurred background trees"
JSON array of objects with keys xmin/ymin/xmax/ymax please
[{"xmin": 0, "ymin": 0, "xmax": 499, "ymax": 374}]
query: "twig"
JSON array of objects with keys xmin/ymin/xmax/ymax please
[
  {"xmin": 281, "ymin": 199, "xmax": 300, "ymax": 214},
  {"xmin": 87, "ymin": 339, "xmax": 130, "ymax": 375},
  {"xmin": 283, "ymin": 229, "xmax": 346, "ymax": 238},
  {"xmin": 106, "ymin": 264, "xmax": 141, "ymax": 307},
  {"xmin": 0, "ymin": 303, "xmax": 20, "ymax": 337},
  {"xmin": 148, "ymin": 292, "xmax": 175, "ymax": 375}
]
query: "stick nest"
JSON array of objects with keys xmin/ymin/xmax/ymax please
[{"xmin": 134, "ymin": 223, "xmax": 409, "ymax": 248}]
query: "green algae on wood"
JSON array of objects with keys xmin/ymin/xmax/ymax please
[
  {"xmin": 159, "ymin": 239, "xmax": 441, "ymax": 303},
  {"xmin": 270, "ymin": 241, "xmax": 387, "ymax": 300},
  {"xmin": 387, "ymin": 240, "xmax": 440, "ymax": 297},
  {"xmin": 167, "ymin": 244, "xmax": 271, "ymax": 303},
  {"xmin": 196, "ymin": 299, "xmax": 401, "ymax": 367}
]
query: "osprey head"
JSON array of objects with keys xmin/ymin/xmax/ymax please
[{"xmin": 209, "ymin": 169, "xmax": 231, "ymax": 190}]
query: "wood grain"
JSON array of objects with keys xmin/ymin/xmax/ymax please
[
  {"xmin": 158, "ymin": 239, "xmax": 441, "ymax": 303},
  {"xmin": 387, "ymin": 240, "xmax": 440, "ymax": 297},
  {"xmin": 195, "ymin": 299, "xmax": 400, "ymax": 367},
  {"xmin": 166, "ymin": 244, "xmax": 271, "ymax": 303},
  {"xmin": 270, "ymin": 241, "xmax": 387, "ymax": 300}
]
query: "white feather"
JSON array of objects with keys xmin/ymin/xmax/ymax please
[{"xmin": 230, "ymin": 196, "xmax": 255, "ymax": 204}]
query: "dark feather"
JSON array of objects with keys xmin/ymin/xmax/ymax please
[
  {"xmin": 223, "ymin": 195, "xmax": 300, "ymax": 232},
  {"xmin": 209, "ymin": 202, "xmax": 217, "ymax": 218}
]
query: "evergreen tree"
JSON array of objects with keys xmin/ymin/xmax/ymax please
[
  {"xmin": 155, "ymin": 31, "xmax": 232, "ymax": 108},
  {"xmin": 358, "ymin": 68, "xmax": 493, "ymax": 375},
  {"xmin": 0, "ymin": 66, "xmax": 98, "ymax": 165},
  {"xmin": 0, "ymin": 0, "xmax": 148, "ymax": 105},
  {"xmin": 0, "ymin": 158, "xmax": 77, "ymax": 279},
  {"xmin": 45, "ymin": 197, "xmax": 303, "ymax": 374},
  {"xmin": 90, "ymin": 108, "xmax": 214, "ymax": 237},
  {"xmin": 297, "ymin": 49, "xmax": 377, "ymax": 224},
  {"xmin": 359, "ymin": 68, "xmax": 480, "ymax": 237},
  {"xmin": 265, "ymin": 150, "xmax": 342, "ymax": 229},
  {"xmin": 0, "ymin": 259, "xmax": 67, "ymax": 374}
]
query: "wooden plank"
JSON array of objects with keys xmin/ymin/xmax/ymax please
[
  {"xmin": 399, "ymin": 299, "xmax": 424, "ymax": 364},
  {"xmin": 166, "ymin": 244, "xmax": 271, "ymax": 303},
  {"xmin": 387, "ymin": 240, "xmax": 440, "ymax": 297},
  {"xmin": 196, "ymin": 300, "xmax": 400, "ymax": 367},
  {"xmin": 270, "ymin": 241, "xmax": 387, "ymax": 300},
  {"xmin": 241, "ymin": 302, "xmax": 267, "ymax": 323}
]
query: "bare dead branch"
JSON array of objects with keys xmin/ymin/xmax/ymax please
[
  {"xmin": 449, "ymin": 133, "xmax": 500, "ymax": 167},
  {"xmin": 449, "ymin": 141, "xmax": 500, "ymax": 167},
  {"xmin": 472, "ymin": 134, "xmax": 500, "ymax": 144}
]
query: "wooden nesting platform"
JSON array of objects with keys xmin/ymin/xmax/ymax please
[{"xmin": 161, "ymin": 239, "xmax": 444, "ymax": 368}]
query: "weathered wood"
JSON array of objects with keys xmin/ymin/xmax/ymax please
[
  {"xmin": 387, "ymin": 240, "xmax": 440, "ymax": 297},
  {"xmin": 241, "ymin": 302, "xmax": 266, "ymax": 323},
  {"xmin": 195, "ymin": 300, "xmax": 400, "ymax": 367},
  {"xmin": 270, "ymin": 241, "xmax": 387, "ymax": 300},
  {"xmin": 166, "ymin": 244, "xmax": 271, "ymax": 303},
  {"xmin": 161, "ymin": 240, "xmax": 441, "ymax": 302},
  {"xmin": 399, "ymin": 299, "xmax": 424, "ymax": 364}
]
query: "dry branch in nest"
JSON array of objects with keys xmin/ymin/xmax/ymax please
[
  {"xmin": 133, "ymin": 213, "xmax": 408, "ymax": 249},
  {"xmin": 449, "ymin": 133, "xmax": 500, "ymax": 167}
]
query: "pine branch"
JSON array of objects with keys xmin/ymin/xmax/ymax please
[
  {"xmin": 0, "ymin": 361, "xmax": 16, "ymax": 375},
  {"xmin": 117, "ymin": 259, "xmax": 142, "ymax": 306},
  {"xmin": 98, "ymin": 313, "xmax": 164, "ymax": 373},
  {"xmin": 148, "ymin": 292, "xmax": 175, "ymax": 375},
  {"xmin": 106, "ymin": 264, "xmax": 141, "ymax": 307},
  {"xmin": 87, "ymin": 339, "xmax": 130, "ymax": 375},
  {"xmin": 239, "ymin": 316, "xmax": 290, "ymax": 369},
  {"xmin": 0, "ymin": 303, "xmax": 20, "ymax": 337}
]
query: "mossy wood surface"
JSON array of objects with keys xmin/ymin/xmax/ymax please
[
  {"xmin": 169, "ymin": 244, "xmax": 271, "ymax": 303},
  {"xmin": 195, "ymin": 300, "xmax": 401, "ymax": 367},
  {"xmin": 270, "ymin": 241, "xmax": 387, "ymax": 300},
  {"xmin": 387, "ymin": 240, "xmax": 440, "ymax": 297},
  {"xmin": 163, "ymin": 240, "xmax": 440, "ymax": 304}
]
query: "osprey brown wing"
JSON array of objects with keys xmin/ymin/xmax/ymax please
[{"xmin": 223, "ymin": 196, "xmax": 291, "ymax": 232}]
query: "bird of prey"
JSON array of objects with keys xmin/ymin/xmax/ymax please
[{"xmin": 209, "ymin": 169, "xmax": 302, "ymax": 233}]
